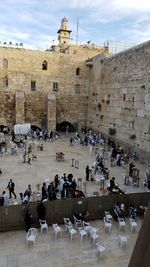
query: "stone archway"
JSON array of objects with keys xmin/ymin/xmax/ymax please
[
  {"xmin": 56, "ymin": 121, "xmax": 76, "ymax": 132},
  {"xmin": 31, "ymin": 125, "xmax": 42, "ymax": 131},
  {"xmin": 0, "ymin": 125, "xmax": 9, "ymax": 134}
]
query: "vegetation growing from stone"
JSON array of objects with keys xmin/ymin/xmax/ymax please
[
  {"xmin": 109, "ymin": 128, "xmax": 116, "ymax": 135},
  {"xmin": 97, "ymin": 103, "xmax": 101, "ymax": 111}
]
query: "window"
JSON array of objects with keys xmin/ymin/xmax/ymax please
[
  {"xmin": 75, "ymin": 84, "xmax": 80, "ymax": 94},
  {"xmin": 31, "ymin": 81, "xmax": 36, "ymax": 91},
  {"xmin": 3, "ymin": 59, "xmax": 8, "ymax": 69},
  {"xmin": 3, "ymin": 76, "xmax": 8, "ymax": 88},
  {"xmin": 53, "ymin": 82, "xmax": 59, "ymax": 91},
  {"xmin": 42, "ymin": 60, "xmax": 48, "ymax": 70},
  {"xmin": 76, "ymin": 68, "xmax": 80, "ymax": 76}
]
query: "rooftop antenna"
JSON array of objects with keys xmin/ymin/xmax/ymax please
[{"xmin": 76, "ymin": 18, "xmax": 79, "ymax": 45}]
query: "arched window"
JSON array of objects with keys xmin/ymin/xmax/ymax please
[
  {"xmin": 76, "ymin": 68, "xmax": 80, "ymax": 76},
  {"xmin": 3, "ymin": 58, "xmax": 8, "ymax": 69},
  {"xmin": 42, "ymin": 60, "xmax": 48, "ymax": 70}
]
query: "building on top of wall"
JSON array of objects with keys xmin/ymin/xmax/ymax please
[{"xmin": 57, "ymin": 17, "xmax": 72, "ymax": 45}]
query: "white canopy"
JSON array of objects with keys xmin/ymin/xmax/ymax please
[{"xmin": 14, "ymin": 124, "xmax": 31, "ymax": 135}]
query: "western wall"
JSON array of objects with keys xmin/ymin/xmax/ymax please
[{"xmin": 87, "ymin": 41, "xmax": 150, "ymax": 154}]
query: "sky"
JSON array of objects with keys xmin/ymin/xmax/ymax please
[{"xmin": 0, "ymin": 0, "xmax": 150, "ymax": 51}]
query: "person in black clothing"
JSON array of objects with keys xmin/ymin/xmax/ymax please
[
  {"xmin": 108, "ymin": 177, "xmax": 124, "ymax": 195},
  {"xmin": 7, "ymin": 179, "xmax": 17, "ymax": 199},
  {"xmin": 62, "ymin": 180, "xmax": 69, "ymax": 198},
  {"xmin": 12, "ymin": 131, "xmax": 15, "ymax": 142},
  {"xmin": 70, "ymin": 137, "xmax": 73, "ymax": 146},
  {"xmin": 82, "ymin": 210, "xmax": 89, "ymax": 222},
  {"xmin": 54, "ymin": 174, "xmax": 59, "ymax": 188},
  {"xmin": 24, "ymin": 209, "xmax": 33, "ymax": 232},
  {"xmin": 109, "ymin": 177, "xmax": 116, "ymax": 189},
  {"xmin": 37, "ymin": 202, "xmax": 46, "ymax": 220},
  {"xmin": 41, "ymin": 182, "xmax": 47, "ymax": 201},
  {"xmin": 48, "ymin": 182, "xmax": 54, "ymax": 200},
  {"xmin": 71, "ymin": 179, "xmax": 77, "ymax": 190},
  {"xmin": 129, "ymin": 162, "xmax": 135, "ymax": 176},
  {"xmin": 86, "ymin": 165, "xmax": 90, "ymax": 181}
]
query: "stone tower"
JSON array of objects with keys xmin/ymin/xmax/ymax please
[{"xmin": 57, "ymin": 17, "xmax": 72, "ymax": 45}]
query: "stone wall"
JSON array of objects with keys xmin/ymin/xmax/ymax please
[
  {"xmin": 0, "ymin": 40, "xmax": 150, "ymax": 152},
  {"xmin": 0, "ymin": 192, "xmax": 149, "ymax": 232},
  {"xmin": 0, "ymin": 91, "xmax": 15, "ymax": 127},
  {"xmin": 87, "ymin": 41, "xmax": 150, "ymax": 153},
  {"xmin": 0, "ymin": 45, "xmax": 102, "ymax": 129}
]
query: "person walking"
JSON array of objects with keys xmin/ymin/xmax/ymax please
[{"xmin": 7, "ymin": 179, "xmax": 17, "ymax": 199}]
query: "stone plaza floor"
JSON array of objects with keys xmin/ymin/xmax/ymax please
[
  {"xmin": 0, "ymin": 133, "xmax": 148, "ymax": 266},
  {"xmin": 0, "ymin": 218, "xmax": 143, "ymax": 267}
]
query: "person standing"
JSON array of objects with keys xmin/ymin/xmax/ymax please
[
  {"xmin": 2, "ymin": 191, "xmax": 9, "ymax": 206},
  {"xmin": 41, "ymin": 182, "xmax": 47, "ymax": 201},
  {"xmin": 27, "ymin": 151, "xmax": 32, "ymax": 165},
  {"xmin": 24, "ymin": 184, "xmax": 32, "ymax": 197},
  {"xmin": 86, "ymin": 165, "xmax": 90, "ymax": 181},
  {"xmin": 89, "ymin": 144, "xmax": 93, "ymax": 156},
  {"xmin": 37, "ymin": 202, "xmax": 46, "ymax": 220},
  {"xmin": 7, "ymin": 179, "xmax": 17, "ymax": 199},
  {"xmin": 65, "ymin": 125, "xmax": 69, "ymax": 136},
  {"xmin": 24, "ymin": 209, "xmax": 33, "ymax": 232}
]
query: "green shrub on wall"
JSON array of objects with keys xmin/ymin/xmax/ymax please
[
  {"xmin": 97, "ymin": 103, "xmax": 102, "ymax": 111},
  {"xmin": 109, "ymin": 128, "xmax": 116, "ymax": 135}
]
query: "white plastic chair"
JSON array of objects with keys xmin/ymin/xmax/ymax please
[
  {"xmin": 103, "ymin": 217, "xmax": 112, "ymax": 232},
  {"xmin": 119, "ymin": 235, "xmax": 128, "ymax": 248},
  {"xmin": 68, "ymin": 226, "xmax": 77, "ymax": 240},
  {"xmin": 82, "ymin": 220, "xmax": 90, "ymax": 227},
  {"xmin": 78, "ymin": 227, "xmax": 87, "ymax": 241},
  {"xmin": 130, "ymin": 218, "xmax": 138, "ymax": 232},
  {"xmin": 104, "ymin": 211, "xmax": 113, "ymax": 223},
  {"xmin": 90, "ymin": 232, "xmax": 99, "ymax": 245},
  {"xmin": 39, "ymin": 219, "xmax": 48, "ymax": 233},
  {"xmin": 89, "ymin": 227, "xmax": 99, "ymax": 235},
  {"xmin": 96, "ymin": 242, "xmax": 106, "ymax": 259},
  {"xmin": 118, "ymin": 217, "xmax": 126, "ymax": 231},
  {"xmin": 73, "ymin": 215, "xmax": 82, "ymax": 227},
  {"xmin": 26, "ymin": 228, "xmax": 37, "ymax": 246},
  {"xmin": 52, "ymin": 223, "xmax": 62, "ymax": 238},
  {"xmin": 95, "ymin": 174, "xmax": 101, "ymax": 185},
  {"xmin": 63, "ymin": 217, "xmax": 72, "ymax": 231},
  {"xmin": 82, "ymin": 221, "xmax": 92, "ymax": 234}
]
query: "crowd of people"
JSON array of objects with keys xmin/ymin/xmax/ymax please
[
  {"xmin": 0, "ymin": 127, "xmax": 150, "ymax": 209},
  {"xmin": 0, "ymin": 172, "xmax": 84, "ymax": 207},
  {"xmin": 113, "ymin": 202, "xmax": 147, "ymax": 221}
]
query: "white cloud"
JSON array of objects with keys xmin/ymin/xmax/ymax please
[{"xmin": 0, "ymin": 0, "xmax": 150, "ymax": 49}]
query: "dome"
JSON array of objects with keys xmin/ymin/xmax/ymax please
[{"xmin": 61, "ymin": 17, "xmax": 68, "ymax": 23}]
